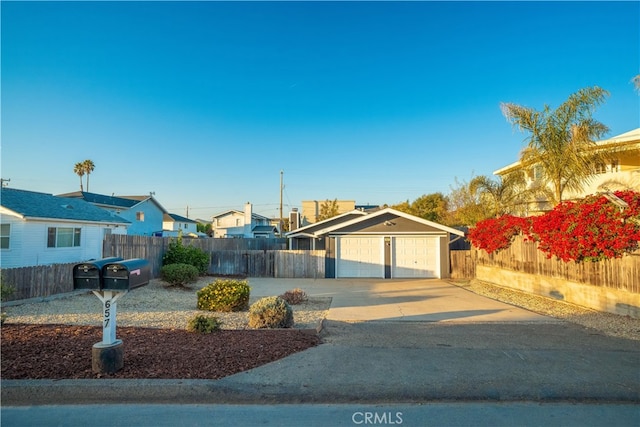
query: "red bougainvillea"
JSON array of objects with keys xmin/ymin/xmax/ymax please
[
  {"xmin": 466, "ymin": 215, "xmax": 531, "ymax": 254},
  {"xmin": 467, "ymin": 190, "xmax": 640, "ymax": 263}
]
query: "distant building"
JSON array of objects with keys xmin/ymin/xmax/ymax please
[
  {"xmin": 59, "ymin": 191, "xmax": 168, "ymax": 236},
  {"xmin": 163, "ymin": 213, "xmax": 203, "ymax": 238},
  {"xmin": 211, "ymin": 203, "xmax": 278, "ymax": 238},
  {"xmin": 300, "ymin": 200, "xmax": 380, "ymax": 225}
]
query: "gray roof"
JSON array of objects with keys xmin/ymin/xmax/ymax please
[
  {"xmin": 57, "ymin": 191, "xmax": 138, "ymax": 209},
  {"xmin": 166, "ymin": 213, "xmax": 197, "ymax": 223},
  {"xmin": 252, "ymin": 225, "xmax": 278, "ymax": 233},
  {"xmin": 1, "ymin": 188, "xmax": 130, "ymax": 224}
]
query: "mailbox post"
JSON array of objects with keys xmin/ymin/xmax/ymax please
[{"xmin": 73, "ymin": 258, "xmax": 150, "ymax": 374}]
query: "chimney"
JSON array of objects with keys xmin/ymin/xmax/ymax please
[
  {"xmin": 289, "ymin": 208, "xmax": 300, "ymax": 231},
  {"xmin": 243, "ymin": 202, "xmax": 252, "ymax": 237}
]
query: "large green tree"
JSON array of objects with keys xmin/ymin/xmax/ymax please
[{"xmin": 501, "ymin": 86, "xmax": 610, "ymax": 205}]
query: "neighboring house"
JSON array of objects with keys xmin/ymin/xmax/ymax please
[
  {"xmin": 162, "ymin": 213, "xmax": 204, "ymax": 238},
  {"xmin": 494, "ymin": 128, "xmax": 640, "ymax": 213},
  {"xmin": 211, "ymin": 203, "xmax": 278, "ymax": 238},
  {"xmin": 0, "ymin": 187, "xmax": 129, "ymax": 268},
  {"xmin": 59, "ymin": 191, "xmax": 168, "ymax": 236},
  {"xmin": 286, "ymin": 207, "xmax": 464, "ymax": 279}
]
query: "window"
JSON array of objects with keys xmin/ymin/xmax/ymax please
[
  {"xmin": 47, "ymin": 227, "xmax": 81, "ymax": 248},
  {"xmin": 136, "ymin": 211, "xmax": 145, "ymax": 221},
  {"xmin": 236, "ymin": 218, "xmax": 241, "ymax": 226},
  {"xmin": 611, "ymin": 159, "xmax": 620, "ymax": 173},
  {"xmin": 594, "ymin": 162, "xmax": 607, "ymax": 174},
  {"xmin": 1, "ymin": 224, "xmax": 10, "ymax": 249}
]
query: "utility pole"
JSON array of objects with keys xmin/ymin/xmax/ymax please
[{"xmin": 280, "ymin": 170, "xmax": 284, "ymax": 236}]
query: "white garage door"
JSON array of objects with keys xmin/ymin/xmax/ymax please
[
  {"xmin": 392, "ymin": 236, "xmax": 439, "ymax": 278},
  {"xmin": 336, "ymin": 237, "xmax": 384, "ymax": 278}
]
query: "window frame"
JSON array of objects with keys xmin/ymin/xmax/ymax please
[{"xmin": 47, "ymin": 227, "xmax": 82, "ymax": 248}]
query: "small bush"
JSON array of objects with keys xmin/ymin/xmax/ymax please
[
  {"xmin": 187, "ymin": 314, "xmax": 222, "ymax": 333},
  {"xmin": 279, "ymin": 288, "xmax": 308, "ymax": 305},
  {"xmin": 1, "ymin": 272, "xmax": 15, "ymax": 302},
  {"xmin": 248, "ymin": 296, "xmax": 294, "ymax": 329},
  {"xmin": 162, "ymin": 235, "xmax": 210, "ymax": 274},
  {"xmin": 1, "ymin": 312, "xmax": 6, "ymax": 326},
  {"xmin": 197, "ymin": 279, "xmax": 251, "ymax": 312},
  {"xmin": 161, "ymin": 263, "xmax": 199, "ymax": 286}
]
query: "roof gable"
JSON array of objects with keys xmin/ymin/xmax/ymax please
[
  {"xmin": 286, "ymin": 210, "xmax": 367, "ymax": 237},
  {"xmin": 316, "ymin": 208, "xmax": 465, "ymax": 237},
  {"xmin": 165, "ymin": 213, "xmax": 197, "ymax": 223},
  {"xmin": 2, "ymin": 188, "xmax": 130, "ymax": 224}
]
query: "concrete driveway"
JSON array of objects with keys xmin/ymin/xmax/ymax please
[
  {"xmin": 4, "ymin": 278, "xmax": 638, "ymax": 406},
  {"xmin": 248, "ymin": 278, "xmax": 552, "ymax": 323}
]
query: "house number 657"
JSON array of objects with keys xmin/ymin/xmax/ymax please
[{"xmin": 104, "ymin": 300, "xmax": 111, "ymax": 327}]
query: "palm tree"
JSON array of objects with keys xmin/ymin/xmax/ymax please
[
  {"xmin": 500, "ymin": 86, "xmax": 610, "ymax": 205},
  {"xmin": 469, "ymin": 172, "xmax": 527, "ymax": 217},
  {"xmin": 73, "ymin": 162, "xmax": 85, "ymax": 192},
  {"xmin": 82, "ymin": 159, "xmax": 95, "ymax": 192}
]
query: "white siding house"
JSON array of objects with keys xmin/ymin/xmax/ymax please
[
  {"xmin": 162, "ymin": 213, "xmax": 202, "ymax": 237},
  {"xmin": 211, "ymin": 203, "xmax": 278, "ymax": 238},
  {"xmin": 0, "ymin": 188, "xmax": 129, "ymax": 268}
]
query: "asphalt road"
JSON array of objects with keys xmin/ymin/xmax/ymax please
[{"xmin": 2, "ymin": 402, "xmax": 639, "ymax": 427}]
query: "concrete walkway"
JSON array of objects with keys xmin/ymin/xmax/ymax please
[{"xmin": 3, "ymin": 278, "xmax": 639, "ymax": 406}]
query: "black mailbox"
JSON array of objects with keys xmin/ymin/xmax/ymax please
[
  {"xmin": 102, "ymin": 258, "xmax": 150, "ymax": 291},
  {"xmin": 73, "ymin": 257, "xmax": 124, "ymax": 290}
]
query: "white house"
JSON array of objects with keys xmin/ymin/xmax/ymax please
[
  {"xmin": 59, "ymin": 191, "xmax": 168, "ymax": 236},
  {"xmin": 211, "ymin": 203, "xmax": 278, "ymax": 238},
  {"xmin": 162, "ymin": 213, "xmax": 203, "ymax": 237},
  {"xmin": 0, "ymin": 187, "xmax": 129, "ymax": 268}
]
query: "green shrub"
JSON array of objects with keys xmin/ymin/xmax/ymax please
[
  {"xmin": 161, "ymin": 263, "xmax": 199, "ymax": 286},
  {"xmin": 162, "ymin": 235, "xmax": 210, "ymax": 274},
  {"xmin": 1, "ymin": 312, "xmax": 6, "ymax": 326},
  {"xmin": 187, "ymin": 314, "xmax": 222, "ymax": 333},
  {"xmin": 248, "ymin": 296, "xmax": 294, "ymax": 329},
  {"xmin": 196, "ymin": 279, "xmax": 251, "ymax": 312},
  {"xmin": 1, "ymin": 272, "xmax": 15, "ymax": 302},
  {"xmin": 279, "ymin": 288, "xmax": 308, "ymax": 305}
]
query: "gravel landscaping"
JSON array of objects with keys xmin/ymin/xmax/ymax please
[{"xmin": 453, "ymin": 279, "xmax": 640, "ymax": 341}]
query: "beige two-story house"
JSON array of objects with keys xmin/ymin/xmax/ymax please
[{"xmin": 494, "ymin": 128, "xmax": 640, "ymax": 214}]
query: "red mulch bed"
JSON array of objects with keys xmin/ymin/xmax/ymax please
[{"xmin": 1, "ymin": 324, "xmax": 320, "ymax": 380}]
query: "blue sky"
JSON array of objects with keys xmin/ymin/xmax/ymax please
[{"xmin": 2, "ymin": 1, "xmax": 638, "ymax": 220}]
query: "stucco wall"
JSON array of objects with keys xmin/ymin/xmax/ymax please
[{"xmin": 476, "ymin": 265, "xmax": 640, "ymax": 318}]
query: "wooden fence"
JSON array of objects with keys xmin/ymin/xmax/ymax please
[
  {"xmin": 473, "ymin": 235, "xmax": 639, "ymax": 293},
  {"xmin": 209, "ymin": 250, "xmax": 325, "ymax": 278},
  {"xmin": 450, "ymin": 250, "xmax": 476, "ymax": 279},
  {"xmin": 1, "ymin": 263, "xmax": 76, "ymax": 301},
  {"xmin": 102, "ymin": 235, "xmax": 287, "ymax": 277}
]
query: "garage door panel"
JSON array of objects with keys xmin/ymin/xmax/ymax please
[
  {"xmin": 392, "ymin": 237, "xmax": 439, "ymax": 278},
  {"xmin": 337, "ymin": 237, "xmax": 384, "ymax": 278}
]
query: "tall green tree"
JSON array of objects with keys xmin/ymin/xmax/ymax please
[
  {"xmin": 82, "ymin": 159, "xmax": 95, "ymax": 192},
  {"xmin": 73, "ymin": 162, "xmax": 85, "ymax": 192},
  {"xmin": 501, "ymin": 86, "xmax": 610, "ymax": 205}
]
